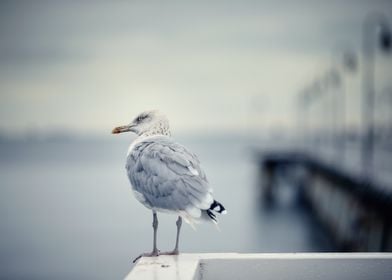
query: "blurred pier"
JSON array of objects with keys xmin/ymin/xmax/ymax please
[
  {"xmin": 260, "ymin": 151, "xmax": 392, "ymax": 252},
  {"xmin": 257, "ymin": 12, "xmax": 392, "ymax": 253}
]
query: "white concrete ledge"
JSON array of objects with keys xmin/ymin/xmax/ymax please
[{"xmin": 125, "ymin": 253, "xmax": 392, "ymax": 280}]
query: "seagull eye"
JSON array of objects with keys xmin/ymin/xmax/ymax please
[{"xmin": 136, "ymin": 114, "xmax": 148, "ymax": 123}]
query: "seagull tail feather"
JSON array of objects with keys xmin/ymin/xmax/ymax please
[
  {"xmin": 209, "ymin": 200, "xmax": 227, "ymax": 215},
  {"xmin": 204, "ymin": 200, "xmax": 226, "ymax": 227}
]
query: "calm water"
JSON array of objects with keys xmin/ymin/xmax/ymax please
[{"xmin": 0, "ymin": 134, "xmax": 334, "ymax": 279}]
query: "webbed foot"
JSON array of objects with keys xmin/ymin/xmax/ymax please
[
  {"xmin": 133, "ymin": 249, "xmax": 160, "ymax": 263},
  {"xmin": 159, "ymin": 249, "xmax": 179, "ymax": 256}
]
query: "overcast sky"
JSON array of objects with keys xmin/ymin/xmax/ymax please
[{"xmin": 0, "ymin": 0, "xmax": 391, "ymax": 136}]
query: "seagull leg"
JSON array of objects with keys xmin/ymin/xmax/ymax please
[
  {"xmin": 173, "ymin": 216, "xmax": 182, "ymax": 253},
  {"xmin": 150, "ymin": 211, "xmax": 159, "ymax": 254},
  {"xmin": 161, "ymin": 216, "xmax": 182, "ymax": 255},
  {"xmin": 133, "ymin": 211, "xmax": 160, "ymax": 263}
]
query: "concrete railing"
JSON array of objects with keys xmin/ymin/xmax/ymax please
[{"xmin": 126, "ymin": 253, "xmax": 392, "ymax": 280}]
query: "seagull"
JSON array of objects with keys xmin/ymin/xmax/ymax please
[{"xmin": 112, "ymin": 110, "xmax": 226, "ymax": 262}]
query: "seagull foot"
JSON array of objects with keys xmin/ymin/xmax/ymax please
[
  {"xmin": 159, "ymin": 249, "xmax": 179, "ymax": 256},
  {"xmin": 133, "ymin": 250, "xmax": 160, "ymax": 263}
]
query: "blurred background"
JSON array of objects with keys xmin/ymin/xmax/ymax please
[{"xmin": 0, "ymin": 0, "xmax": 391, "ymax": 279}]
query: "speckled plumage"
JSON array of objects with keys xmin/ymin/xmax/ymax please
[{"xmin": 126, "ymin": 135, "xmax": 214, "ymax": 223}]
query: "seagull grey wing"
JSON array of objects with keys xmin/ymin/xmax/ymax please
[{"xmin": 126, "ymin": 138, "xmax": 213, "ymax": 220}]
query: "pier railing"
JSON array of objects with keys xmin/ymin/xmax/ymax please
[{"xmin": 126, "ymin": 253, "xmax": 392, "ymax": 280}]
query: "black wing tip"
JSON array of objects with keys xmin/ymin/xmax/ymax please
[
  {"xmin": 206, "ymin": 209, "xmax": 217, "ymax": 222},
  {"xmin": 209, "ymin": 200, "xmax": 227, "ymax": 215}
]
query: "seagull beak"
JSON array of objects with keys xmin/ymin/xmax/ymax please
[{"xmin": 112, "ymin": 124, "xmax": 135, "ymax": 134}]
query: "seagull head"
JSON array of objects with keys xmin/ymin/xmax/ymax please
[{"xmin": 112, "ymin": 110, "xmax": 171, "ymax": 137}]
